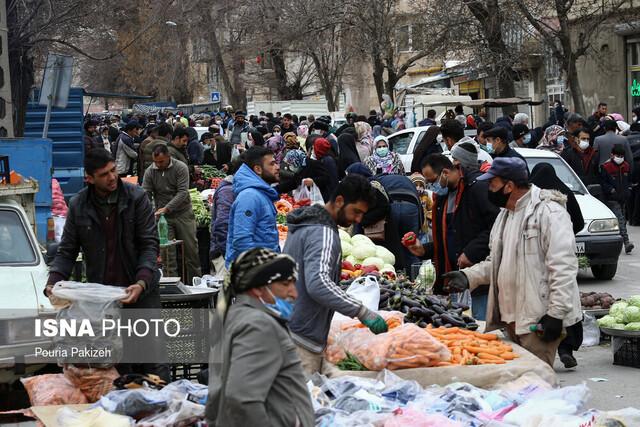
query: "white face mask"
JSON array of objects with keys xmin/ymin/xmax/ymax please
[
  {"xmin": 633, "ymin": 115, "xmax": 638, "ymax": 123},
  {"xmin": 578, "ymin": 140, "xmax": 590, "ymax": 150},
  {"xmin": 274, "ymin": 131, "xmax": 281, "ymax": 136},
  {"xmin": 613, "ymin": 156, "xmax": 624, "ymax": 165},
  {"xmin": 312, "ymin": 129, "xmax": 323, "ymax": 135}
]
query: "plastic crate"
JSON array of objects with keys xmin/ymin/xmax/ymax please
[
  {"xmin": 161, "ymin": 298, "xmax": 212, "ymax": 364},
  {"xmin": 0, "ymin": 155, "xmax": 9, "ymax": 183},
  {"xmin": 170, "ymin": 363, "xmax": 207, "ymax": 381},
  {"xmin": 612, "ymin": 336, "xmax": 640, "ymax": 368}
]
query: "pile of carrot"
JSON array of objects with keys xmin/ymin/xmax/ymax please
[{"xmin": 425, "ymin": 326, "xmax": 519, "ymax": 365}]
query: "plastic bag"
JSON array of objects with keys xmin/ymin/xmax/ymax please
[
  {"xmin": 308, "ymin": 183, "xmax": 325, "ymax": 205},
  {"xmin": 581, "ymin": 313, "xmax": 600, "ymax": 347},
  {"xmin": 384, "ymin": 409, "xmax": 462, "ymax": 427},
  {"xmin": 51, "ymin": 281, "xmax": 128, "ymax": 302},
  {"xmin": 349, "ymin": 276, "xmax": 381, "ymax": 311},
  {"xmin": 57, "ymin": 407, "xmax": 134, "ymax": 427},
  {"xmin": 137, "ymin": 399, "xmax": 205, "ymax": 427},
  {"xmin": 52, "ymin": 282, "xmax": 126, "ymax": 365},
  {"xmin": 292, "ymin": 184, "xmax": 311, "ymax": 203},
  {"xmin": 21, "ymin": 374, "xmax": 88, "ymax": 406},
  {"xmin": 329, "ymin": 323, "xmax": 451, "ymax": 370},
  {"xmin": 63, "ymin": 364, "xmax": 119, "ymax": 403},
  {"xmin": 97, "ymin": 389, "xmax": 169, "ymax": 420},
  {"xmin": 503, "ymin": 383, "xmax": 590, "ymax": 425}
]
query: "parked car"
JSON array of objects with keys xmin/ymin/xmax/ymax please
[
  {"xmin": 515, "ymin": 148, "xmax": 623, "ymax": 280},
  {"xmin": 387, "ymin": 126, "xmax": 482, "ymax": 172},
  {"xmin": 0, "ymin": 187, "xmax": 54, "ymax": 382}
]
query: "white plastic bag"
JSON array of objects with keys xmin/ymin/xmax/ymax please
[
  {"xmin": 293, "ymin": 184, "xmax": 311, "ymax": 202},
  {"xmin": 308, "ymin": 183, "xmax": 325, "ymax": 205},
  {"xmin": 346, "ymin": 275, "xmax": 381, "ymax": 311},
  {"xmin": 581, "ymin": 313, "xmax": 600, "ymax": 347},
  {"xmin": 331, "ymin": 275, "xmax": 381, "ymax": 325},
  {"xmin": 51, "ymin": 281, "xmax": 129, "ymax": 303}
]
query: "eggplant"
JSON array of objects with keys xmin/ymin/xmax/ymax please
[
  {"xmin": 432, "ymin": 318, "xmax": 443, "ymax": 327},
  {"xmin": 444, "ymin": 323, "xmax": 453, "ymax": 328},
  {"xmin": 451, "ymin": 302, "xmax": 469, "ymax": 310},
  {"xmin": 401, "ymin": 296, "xmax": 422, "ymax": 308},
  {"xmin": 466, "ymin": 323, "xmax": 479, "ymax": 331},
  {"xmin": 441, "ymin": 313, "xmax": 467, "ymax": 327},
  {"xmin": 401, "ymin": 305, "xmax": 410, "ymax": 314},
  {"xmin": 418, "ymin": 321, "xmax": 428, "ymax": 328},
  {"xmin": 432, "ymin": 305, "xmax": 446, "ymax": 315}
]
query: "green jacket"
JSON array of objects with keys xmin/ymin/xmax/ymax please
[{"xmin": 142, "ymin": 159, "xmax": 191, "ymax": 218}]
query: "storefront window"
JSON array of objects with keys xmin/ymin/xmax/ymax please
[{"xmin": 627, "ymin": 39, "xmax": 640, "ymax": 114}]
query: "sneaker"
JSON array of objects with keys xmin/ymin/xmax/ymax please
[
  {"xmin": 625, "ymin": 242, "xmax": 635, "ymax": 254},
  {"xmin": 560, "ymin": 353, "xmax": 578, "ymax": 369}
]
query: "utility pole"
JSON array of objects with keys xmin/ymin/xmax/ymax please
[{"xmin": 0, "ymin": 0, "xmax": 14, "ymax": 137}]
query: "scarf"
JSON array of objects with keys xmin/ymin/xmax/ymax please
[{"xmin": 371, "ymin": 151, "xmax": 396, "ymax": 174}]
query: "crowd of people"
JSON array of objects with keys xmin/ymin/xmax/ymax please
[{"xmin": 60, "ymin": 101, "xmax": 640, "ymax": 425}]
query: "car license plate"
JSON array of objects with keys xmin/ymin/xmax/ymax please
[{"xmin": 576, "ymin": 242, "xmax": 585, "ymax": 254}]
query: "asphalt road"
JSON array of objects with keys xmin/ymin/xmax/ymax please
[{"xmin": 556, "ymin": 224, "xmax": 640, "ymax": 411}]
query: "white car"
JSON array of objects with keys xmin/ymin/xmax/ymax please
[
  {"xmin": 515, "ymin": 148, "xmax": 622, "ymax": 280},
  {"xmin": 0, "ymin": 199, "xmax": 54, "ymax": 381},
  {"xmin": 387, "ymin": 126, "xmax": 487, "ymax": 172}
]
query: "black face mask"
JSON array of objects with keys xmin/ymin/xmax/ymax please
[{"xmin": 488, "ymin": 184, "xmax": 511, "ymax": 208}]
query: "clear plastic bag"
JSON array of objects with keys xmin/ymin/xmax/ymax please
[
  {"xmin": 384, "ymin": 409, "xmax": 463, "ymax": 427},
  {"xmin": 21, "ymin": 374, "xmax": 88, "ymax": 406},
  {"xmin": 63, "ymin": 365, "xmax": 119, "ymax": 403},
  {"xmin": 97, "ymin": 389, "xmax": 169, "ymax": 419},
  {"xmin": 329, "ymin": 323, "xmax": 451, "ymax": 370},
  {"xmin": 52, "ymin": 281, "xmax": 126, "ymax": 365},
  {"xmin": 137, "ymin": 399, "xmax": 205, "ymax": 427},
  {"xmin": 582, "ymin": 313, "xmax": 600, "ymax": 347},
  {"xmin": 292, "ymin": 184, "xmax": 311, "ymax": 202},
  {"xmin": 57, "ymin": 407, "xmax": 134, "ymax": 427}
]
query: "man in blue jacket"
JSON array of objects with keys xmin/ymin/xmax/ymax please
[
  {"xmin": 225, "ymin": 147, "xmax": 280, "ymax": 266},
  {"xmin": 284, "ymin": 175, "xmax": 387, "ymax": 375}
]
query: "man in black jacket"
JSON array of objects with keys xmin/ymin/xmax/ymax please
[
  {"xmin": 45, "ymin": 149, "xmax": 168, "ymax": 380},
  {"xmin": 410, "ymin": 145, "xmax": 499, "ymax": 319},
  {"xmin": 203, "ymin": 133, "xmax": 232, "ymax": 171},
  {"xmin": 484, "ymin": 126, "xmax": 526, "ymax": 162}
]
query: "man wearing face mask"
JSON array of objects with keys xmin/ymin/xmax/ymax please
[
  {"xmin": 510, "ymin": 124, "xmax": 530, "ymax": 148},
  {"xmin": 409, "ymin": 148, "xmax": 498, "ymax": 315},
  {"xmin": 594, "ymin": 120, "xmax": 634, "ymax": 173},
  {"xmin": 284, "ymin": 175, "xmax": 385, "ymax": 374},
  {"xmin": 225, "ymin": 147, "xmax": 281, "ymax": 266},
  {"xmin": 228, "ymin": 110, "xmax": 249, "ymax": 146},
  {"xmin": 600, "ymin": 145, "xmax": 634, "ymax": 254},
  {"xmin": 441, "ymin": 157, "xmax": 582, "ymax": 366},
  {"xmin": 483, "ymin": 126, "xmax": 526, "ymax": 162},
  {"xmin": 206, "ymin": 248, "xmax": 314, "ymax": 427},
  {"xmin": 561, "ymin": 128, "xmax": 598, "ymax": 185}
]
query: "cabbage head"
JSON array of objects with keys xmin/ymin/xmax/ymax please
[
  {"xmin": 351, "ymin": 234, "xmax": 374, "ymax": 247},
  {"xmin": 610, "ymin": 301, "xmax": 629, "ymax": 323},
  {"xmin": 352, "ymin": 244, "xmax": 377, "ymax": 261},
  {"xmin": 597, "ymin": 315, "xmax": 617, "ymax": 328},
  {"xmin": 375, "ymin": 246, "xmax": 396, "ymax": 266},
  {"xmin": 623, "ymin": 305, "xmax": 640, "ymax": 323},
  {"xmin": 624, "ymin": 322, "xmax": 640, "ymax": 331},
  {"xmin": 338, "ymin": 229, "xmax": 351, "ymax": 244},
  {"xmin": 627, "ymin": 295, "xmax": 640, "ymax": 308},
  {"xmin": 341, "ymin": 241, "xmax": 353, "ymax": 257}
]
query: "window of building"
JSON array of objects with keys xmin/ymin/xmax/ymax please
[
  {"xmin": 627, "ymin": 39, "xmax": 640, "ymax": 114},
  {"xmin": 397, "ymin": 26, "xmax": 410, "ymax": 52},
  {"xmin": 261, "ymin": 52, "xmax": 274, "ymax": 70}
]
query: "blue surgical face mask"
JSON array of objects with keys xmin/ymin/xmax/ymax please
[
  {"xmin": 523, "ymin": 133, "xmax": 532, "ymax": 145},
  {"xmin": 376, "ymin": 147, "xmax": 389, "ymax": 157},
  {"xmin": 485, "ymin": 142, "xmax": 494, "ymax": 154},
  {"xmin": 431, "ymin": 173, "xmax": 449, "ymax": 196},
  {"xmin": 557, "ymin": 135, "xmax": 568, "ymax": 147},
  {"xmin": 263, "ymin": 287, "xmax": 294, "ymax": 320}
]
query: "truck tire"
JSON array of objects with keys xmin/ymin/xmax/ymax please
[{"xmin": 591, "ymin": 263, "xmax": 617, "ymax": 280}]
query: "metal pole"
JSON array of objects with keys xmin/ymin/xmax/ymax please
[{"xmin": 42, "ymin": 58, "xmax": 62, "ymax": 138}]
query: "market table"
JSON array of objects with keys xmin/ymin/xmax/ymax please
[{"xmin": 322, "ymin": 340, "xmax": 558, "ymax": 388}]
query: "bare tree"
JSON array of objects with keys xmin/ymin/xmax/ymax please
[{"xmin": 512, "ymin": 0, "xmax": 632, "ymax": 115}]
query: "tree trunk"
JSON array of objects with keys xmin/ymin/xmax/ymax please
[
  {"xmin": 270, "ymin": 47, "xmax": 291, "ymax": 99},
  {"xmin": 372, "ymin": 54, "xmax": 385, "ymax": 106},
  {"xmin": 8, "ymin": 50, "xmax": 33, "ymax": 137},
  {"xmin": 497, "ymin": 74, "xmax": 517, "ymax": 116},
  {"xmin": 206, "ymin": 15, "xmax": 244, "ymax": 110},
  {"xmin": 565, "ymin": 58, "xmax": 586, "ymax": 116}
]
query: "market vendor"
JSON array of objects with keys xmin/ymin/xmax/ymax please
[
  {"xmin": 441, "ymin": 157, "xmax": 582, "ymax": 366},
  {"xmin": 284, "ymin": 175, "xmax": 387, "ymax": 374},
  {"xmin": 206, "ymin": 248, "xmax": 314, "ymax": 427},
  {"xmin": 143, "ymin": 143, "xmax": 201, "ymax": 284},
  {"xmin": 45, "ymin": 148, "xmax": 169, "ymax": 381}
]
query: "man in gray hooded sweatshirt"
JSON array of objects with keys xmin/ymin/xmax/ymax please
[{"xmin": 284, "ymin": 175, "xmax": 387, "ymax": 374}]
